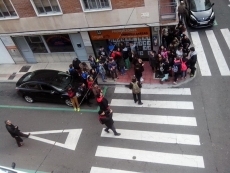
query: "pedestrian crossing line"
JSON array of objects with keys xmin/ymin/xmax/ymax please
[
  {"xmin": 112, "ymin": 113, "xmax": 197, "ymax": 126},
  {"xmin": 101, "ymin": 129, "xmax": 200, "ymax": 145},
  {"xmin": 206, "ymin": 30, "xmax": 230, "ymax": 76},
  {"xmin": 90, "ymin": 167, "xmax": 141, "ymax": 173},
  {"xmin": 95, "ymin": 146, "xmax": 205, "ymax": 168},
  {"xmin": 114, "ymin": 88, "xmax": 191, "ymax": 95},
  {"xmin": 110, "ymin": 99, "xmax": 194, "ymax": 110},
  {"xmin": 190, "ymin": 32, "xmax": 212, "ymax": 76},
  {"xmin": 221, "ymin": 28, "xmax": 230, "ymax": 50}
]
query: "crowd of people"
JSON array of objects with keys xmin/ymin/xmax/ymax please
[{"xmin": 149, "ymin": 22, "xmax": 197, "ymax": 84}]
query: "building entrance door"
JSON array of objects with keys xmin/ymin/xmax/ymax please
[{"xmin": 13, "ymin": 37, "xmax": 36, "ymax": 63}]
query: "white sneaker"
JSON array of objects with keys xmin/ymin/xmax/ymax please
[
  {"xmin": 173, "ymin": 82, "xmax": 177, "ymax": 85},
  {"xmin": 140, "ymin": 77, "xmax": 144, "ymax": 82}
]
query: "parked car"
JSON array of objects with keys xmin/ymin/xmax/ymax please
[
  {"xmin": 16, "ymin": 69, "xmax": 82, "ymax": 107},
  {"xmin": 0, "ymin": 165, "xmax": 26, "ymax": 173},
  {"xmin": 184, "ymin": 0, "xmax": 215, "ymax": 28}
]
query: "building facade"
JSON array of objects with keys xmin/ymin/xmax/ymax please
[{"xmin": 0, "ymin": 0, "xmax": 177, "ymax": 64}]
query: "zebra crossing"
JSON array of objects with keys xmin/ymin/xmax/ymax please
[
  {"xmin": 190, "ymin": 28, "xmax": 230, "ymax": 76},
  {"xmin": 90, "ymin": 87, "xmax": 205, "ymax": 173}
]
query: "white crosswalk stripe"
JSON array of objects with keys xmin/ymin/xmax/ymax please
[
  {"xmin": 190, "ymin": 28, "xmax": 230, "ymax": 76},
  {"xmin": 91, "ymin": 87, "xmax": 205, "ymax": 172},
  {"xmin": 95, "ymin": 146, "xmax": 205, "ymax": 168},
  {"xmin": 111, "ymin": 99, "xmax": 194, "ymax": 109},
  {"xmin": 221, "ymin": 28, "xmax": 230, "ymax": 50},
  {"xmin": 113, "ymin": 113, "xmax": 197, "ymax": 126},
  {"xmin": 114, "ymin": 87, "xmax": 191, "ymax": 95},
  {"xmin": 206, "ymin": 30, "xmax": 230, "ymax": 76},
  {"xmin": 190, "ymin": 31, "xmax": 212, "ymax": 76},
  {"xmin": 90, "ymin": 167, "xmax": 141, "ymax": 173},
  {"xmin": 101, "ymin": 129, "xmax": 200, "ymax": 145}
]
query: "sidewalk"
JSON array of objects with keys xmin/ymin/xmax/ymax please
[{"xmin": 0, "ymin": 62, "xmax": 195, "ymax": 88}]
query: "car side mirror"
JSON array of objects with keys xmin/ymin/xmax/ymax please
[
  {"xmin": 212, "ymin": 3, "xmax": 214, "ymax": 6},
  {"xmin": 51, "ymin": 90, "xmax": 56, "ymax": 94}
]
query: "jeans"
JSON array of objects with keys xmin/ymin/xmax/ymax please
[
  {"xmin": 174, "ymin": 72, "xmax": 179, "ymax": 82},
  {"xmin": 105, "ymin": 124, "xmax": 118, "ymax": 135},
  {"xmin": 120, "ymin": 67, "xmax": 125, "ymax": 75},
  {"xmin": 100, "ymin": 73, "xmax": 106, "ymax": 81},
  {"xmin": 181, "ymin": 71, "xmax": 187, "ymax": 78},
  {"xmin": 70, "ymin": 96, "xmax": 79, "ymax": 109},
  {"xmin": 133, "ymin": 93, "xmax": 141, "ymax": 103},
  {"xmin": 111, "ymin": 69, "xmax": 118, "ymax": 79},
  {"xmin": 161, "ymin": 73, "xmax": 169, "ymax": 81}
]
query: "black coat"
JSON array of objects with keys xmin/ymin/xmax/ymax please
[
  {"xmin": 6, "ymin": 124, "xmax": 20, "ymax": 137},
  {"xmin": 97, "ymin": 97, "xmax": 109, "ymax": 111},
  {"xmin": 99, "ymin": 110, "xmax": 114, "ymax": 127}
]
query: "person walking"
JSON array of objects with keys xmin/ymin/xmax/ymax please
[
  {"xmin": 5, "ymin": 120, "xmax": 30, "ymax": 147},
  {"xmin": 98, "ymin": 109, "xmax": 121, "ymax": 136},
  {"xmin": 189, "ymin": 47, "xmax": 197, "ymax": 77},
  {"xmin": 129, "ymin": 76, "xmax": 143, "ymax": 105},
  {"xmin": 177, "ymin": 1, "xmax": 186, "ymax": 22},
  {"xmin": 98, "ymin": 62, "xmax": 106, "ymax": 82},
  {"xmin": 67, "ymin": 86, "xmax": 80, "ymax": 112},
  {"xmin": 97, "ymin": 91, "xmax": 110, "ymax": 111}
]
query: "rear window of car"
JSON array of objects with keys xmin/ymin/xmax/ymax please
[{"xmin": 190, "ymin": 0, "xmax": 212, "ymax": 12}]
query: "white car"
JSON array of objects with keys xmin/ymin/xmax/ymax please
[{"xmin": 0, "ymin": 165, "xmax": 27, "ymax": 173}]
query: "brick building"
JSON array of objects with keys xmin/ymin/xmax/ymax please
[{"xmin": 0, "ymin": 0, "xmax": 178, "ymax": 64}]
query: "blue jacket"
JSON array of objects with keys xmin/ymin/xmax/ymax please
[{"xmin": 108, "ymin": 61, "xmax": 117, "ymax": 70}]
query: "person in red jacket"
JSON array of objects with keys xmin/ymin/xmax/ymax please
[
  {"xmin": 97, "ymin": 91, "xmax": 109, "ymax": 111},
  {"xmin": 67, "ymin": 87, "xmax": 80, "ymax": 112}
]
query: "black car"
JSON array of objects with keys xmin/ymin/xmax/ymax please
[
  {"xmin": 184, "ymin": 0, "xmax": 215, "ymax": 28},
  {"xmin": 16, "ymin": 69, "xmax": 81, "ymax": 107}
]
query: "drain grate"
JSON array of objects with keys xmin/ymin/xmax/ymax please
[
  {"xmin": 8, "ymin": 72, "xmax": 16, "ymax": 80},
  {"xmin": 19, "ymin": 66, "xmax": 31, "ymax": 72}
]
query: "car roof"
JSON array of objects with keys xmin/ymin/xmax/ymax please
[
  {"xmin": 0, "ymin": 165, "xmax": 27, "ymax": 173},
  {"xmin": 17, "ymin": 69, "xmax": 70, "ymax": 85}
]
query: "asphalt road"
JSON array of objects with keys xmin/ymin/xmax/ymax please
[{"xmin": 1, "ymin": 1, "xmax": 230, "ymax": 172}]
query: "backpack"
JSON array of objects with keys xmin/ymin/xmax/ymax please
[
  {"xmin": 173, "ymin": 65, "xmax": 178, "ymax": 73},
  {"xmin": 181, "ymin": 61, "xmax": 187, "ymax": 71},
  {"xmin": 131, "ymin": 82, "xmax": 140, "ymax": 94}
]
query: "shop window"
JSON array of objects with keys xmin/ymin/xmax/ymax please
[
  {"xmin": 80, "ymin": 0, "xmax": 112, "ymax": 12},
  {"xmin": 30, "ymin": 0, "xmax": 62, "ymax": 16},
  {"xmin": 43, "ymin": 34, "xmax": 74, "ymax": 53},
  {"xmin": 25, "ymin": 36, "xmax": 48, "ymax": 53},
  {"xmin": 0, "ymin": 0, "xmax": 18, "ymax": 19}
]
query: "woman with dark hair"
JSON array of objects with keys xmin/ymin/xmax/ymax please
[{"xmin": 90, "ymin": 69, "xmax": 98, "ymax": 84}]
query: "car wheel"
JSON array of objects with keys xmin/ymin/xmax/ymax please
[
  {"xmin": 24, "ymin": 95, "xmax": 34, "ymax": 103},
  {"xmin": 65, "ymin": 99, "xmax": 73, "ymax": 107}
]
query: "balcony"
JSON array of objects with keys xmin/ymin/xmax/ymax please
[{"xmin": 159, "ymin": 0, "xmax": 177, "ymax": 22}]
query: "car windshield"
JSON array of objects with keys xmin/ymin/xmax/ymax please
[
  {"xmin": 190, "ymin": 0, "xmax": 212, "ymax": 12},
  {"xmin": 51, "ymin": 72, "xmax": 72, "ymax": 89}
]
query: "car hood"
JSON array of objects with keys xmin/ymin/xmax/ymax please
[{"xmin": 191, "ymin": 8, "xmax": 213, "ymax": 21}]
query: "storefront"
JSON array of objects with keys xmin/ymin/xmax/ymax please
[
  {"xmin": 11, "ymin": 33, "xmax": 88, "ymax": 63},
  {"xmin": 89, "ymin": 27, "xmax": 153, "ymax": 60}
]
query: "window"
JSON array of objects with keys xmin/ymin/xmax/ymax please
[
  {"xmin": 30, "ymin": 0, "xmax": 62, "ymax": 16},
  {"xmin": 43, "ymin": 34, "xmax": 74, "ymax": 53},
  {"xmin": 41, "ymin": 84, "xmax": 53, "ymax": 91},
  {"xmin": 23, "ymin": 83, "xmax": 41, "ymax": 90},
  {"xmin": 25, "ymin": 36, "xmax": 48, "ymax": 53},
  {"xmin": 80, "ymin": 0, "xmax": 112, "ymax": 12},
  {"xmin": 0, "ymin": 0, "xmax": 18, "ymax": 19}
]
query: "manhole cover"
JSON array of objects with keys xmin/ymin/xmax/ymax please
[{"xmin": 19, "ymin": 66, "xmax": 31, "ymax": 72}]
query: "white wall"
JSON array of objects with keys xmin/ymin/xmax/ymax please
[{"xmin": 0, "ymin": 40, "xmax": 14, "ymax": 64}]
